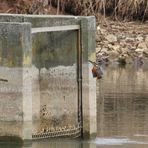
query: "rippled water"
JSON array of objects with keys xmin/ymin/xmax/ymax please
[
  {"xmin": 1, "ymin": 138, "xmax": 148, "ymax": 148},
  {"xmin": 96, "ymin": 64, "xmax": 148, "ymax": 147},
  {"xmin": 1, "ymin": 64, "xmax": 148, "ymax": 148}
]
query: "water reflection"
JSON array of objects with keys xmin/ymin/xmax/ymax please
[
  {"xmin": 96, "ymin": 64, "xmax": 148, "ymax": 148},
  {"xmin": 1, "ymin": 138, "xmax": 148, "ymax": 148},
  {"xmin": 0, "ymin": 139, "xmax": 85, "ymax": 148},
  {"xmin": 97, "ymin": 64, "xmax": 148, "ymax": 139},
  {"xmin": 1, "ymin": 64, "xmax": 148, "ymax": 148}
]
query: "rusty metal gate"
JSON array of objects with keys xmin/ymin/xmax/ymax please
[{"xmin": 31, "ymin": 25, "xmax": 82, "ymax": 139}]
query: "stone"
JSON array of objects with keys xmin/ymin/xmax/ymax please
[
  {"xmin": 121, "ymin": 47, "xmax": 129, "ymax": 54},
  {"xmin": 125, "ymin": 37, "xmax": 135, "ymax": 42},
  {"xmin": 135, "ymin": 48, "xmax": 144, "ymax": 53},
  {"xmin": 96, "ymin": 37, "xmax": 101, "ymax": 42},
  {"xmin": 100, "ymin": 29, "xmax": 106, "ymax": 34},
  {"xmin": 145, "ymin": 35, "xmax": 148, "ymax": 47},
  {"xmin": 112, "ymin": 45, "xmax": 120, "ymax": 51},
  {"xmin": 108, "ymin": 44, "xmax": 120, "ymax": 51},
  {"xmin": 117, "ymin": 54, "xmax": 127, "ymax": 65},
  {"xmin": 108, "ymin": 50, "xmax": 119, "ymax": 60},
  {"xmin": 138, "ymin": 42, "xmax": 147, "ymax": 49},
  {"xmin": 126, "ymin": 56, "xmax": 134, "ymax": 64},
  {"xmin": 96, "ymin": 47, "xmax": 101, "ymax": 53},
  {"xmin": 97, "ymin": 25, "xmax": 101, "ymax": 30},
  {"xmin": 143, "ymin": 51, "xmax": 148, "ymax": 58},
  {"xmin": 119, "ymin": 41, "xmax": 127, "ymax": 48},
  {"xmin": 105, "ymin": 34, "xmax": 117, "ymax": 43},
  {"xmin": 143, "ymin": 49, "xmax": 148, "ymax": 55},
  {"xmin": 108, "ymin": 44, "xmax": 113, "ymax": 49},
  {"xmin": 136, "ymin": 36, "xmax": 144, "ymax": 42},
  {"xmin": 101, "ymin": 48, "xmax": 109, "ymax": 53}
]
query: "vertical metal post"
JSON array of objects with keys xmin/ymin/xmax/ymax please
[{"xmin": 77, "ymin": 29, "xmax": 83, "ymax": 138}]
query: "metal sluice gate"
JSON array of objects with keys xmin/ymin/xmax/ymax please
[{"xmin": 32, "ymin": 25, "xmax": 83, "ymax": 140}]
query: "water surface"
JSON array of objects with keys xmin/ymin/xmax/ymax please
[{"xmin": 1, "ymin": 64, "xmax": 148, "ymax": 148}]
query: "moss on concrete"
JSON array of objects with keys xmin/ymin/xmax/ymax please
[{"xmin": 0, "ymin": 136, "xmax": 23, "ymax": 144}]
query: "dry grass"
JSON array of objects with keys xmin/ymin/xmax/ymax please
[
  {"xmin": 52, "ymin": 0, "xmax": 148, "ymax": 21},
  {"xmin": 0, "ymin": 0, "xmax": 50, "ymax": 14},
  {"xmin": 0, "ymin": 0, "xmax": 147, "ymax": 21}
]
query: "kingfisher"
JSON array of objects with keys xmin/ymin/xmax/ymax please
[{"xmin": 89, "ymin": 60, "xmax": 103, "ymax": 79}]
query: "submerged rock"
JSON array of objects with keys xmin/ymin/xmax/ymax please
[{"xmin": 117, "ymin": 54, "xmax": 127, "ymax": 65}]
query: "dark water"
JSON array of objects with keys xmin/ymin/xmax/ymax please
[
  {"xmin": 1, "ymin": 64, "xmax": 148, "ymax": 148},
  {"xmin": 1, "ymin": 138, "xmax": 148, "ymax": 148},
  {"xmin": 96, "ymin": 64, "xmax": 148, "ymax": 147}
]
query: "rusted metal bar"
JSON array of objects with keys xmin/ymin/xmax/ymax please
[
  {"xmin": 32, "ymin": 124, "xmax": 81, "ymax": 140},
  {"xmin": 77, "ymin": 28, "xmax": 83, "ymax": 138}
]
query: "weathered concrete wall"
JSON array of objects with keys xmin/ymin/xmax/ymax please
[
  {"xmin": 80, "ymin": 17, "xmax": 97, "ymax": 138},
  {"xmin": 0, "ymin": 13, "xmax": 23, "ymax": 22},
  {"xmin": 24, "ymin": 15, "xmax": 79, "ymax": 27},
  {"xmin": 24, "ymin": 15, "xmax": 96, "ymax": 138},
  {"xmin": 0, "ymin": 14, "xmax": 80, "ymax": 25},
  {"xmin": 25, "ymin": 15, "xmax": 80, "ymax": 134},
  {"xmin": 0, "ymin": 14, "xmax": 96, "ymax": 140},
  {"xmin": 0, "ymin": 22, "xmax": 32, "ymax": 140},
  {"xmin": 0, "ymin": 14, "xmax": 80, "ymax": 126}
]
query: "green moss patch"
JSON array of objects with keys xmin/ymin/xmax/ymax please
[{"xmin": 0, "ymin": 136, "xmax": 23, "ymax": 144}]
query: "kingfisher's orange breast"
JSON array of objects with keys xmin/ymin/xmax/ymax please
[{"xmin": 92, "ymin": 66, "xmax": 98, "ymax": 77}]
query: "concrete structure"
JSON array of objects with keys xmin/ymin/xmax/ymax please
[{"xmin": 0, "ymin": 14, "xmax": 96, "ymax": 140}]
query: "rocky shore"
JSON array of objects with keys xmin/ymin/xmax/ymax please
[{"xmin": 96, "ymin": 20, "xmax": 148, "ymax": 66}]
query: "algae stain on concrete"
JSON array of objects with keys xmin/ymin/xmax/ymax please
[{"xmin": 0, "ymin": 135, "xmax": 23, "ymax": 144}]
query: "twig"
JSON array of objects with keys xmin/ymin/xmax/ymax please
[{"xmin": 0, "ymin": 78, "xmax": 8, "ymax": 82}]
